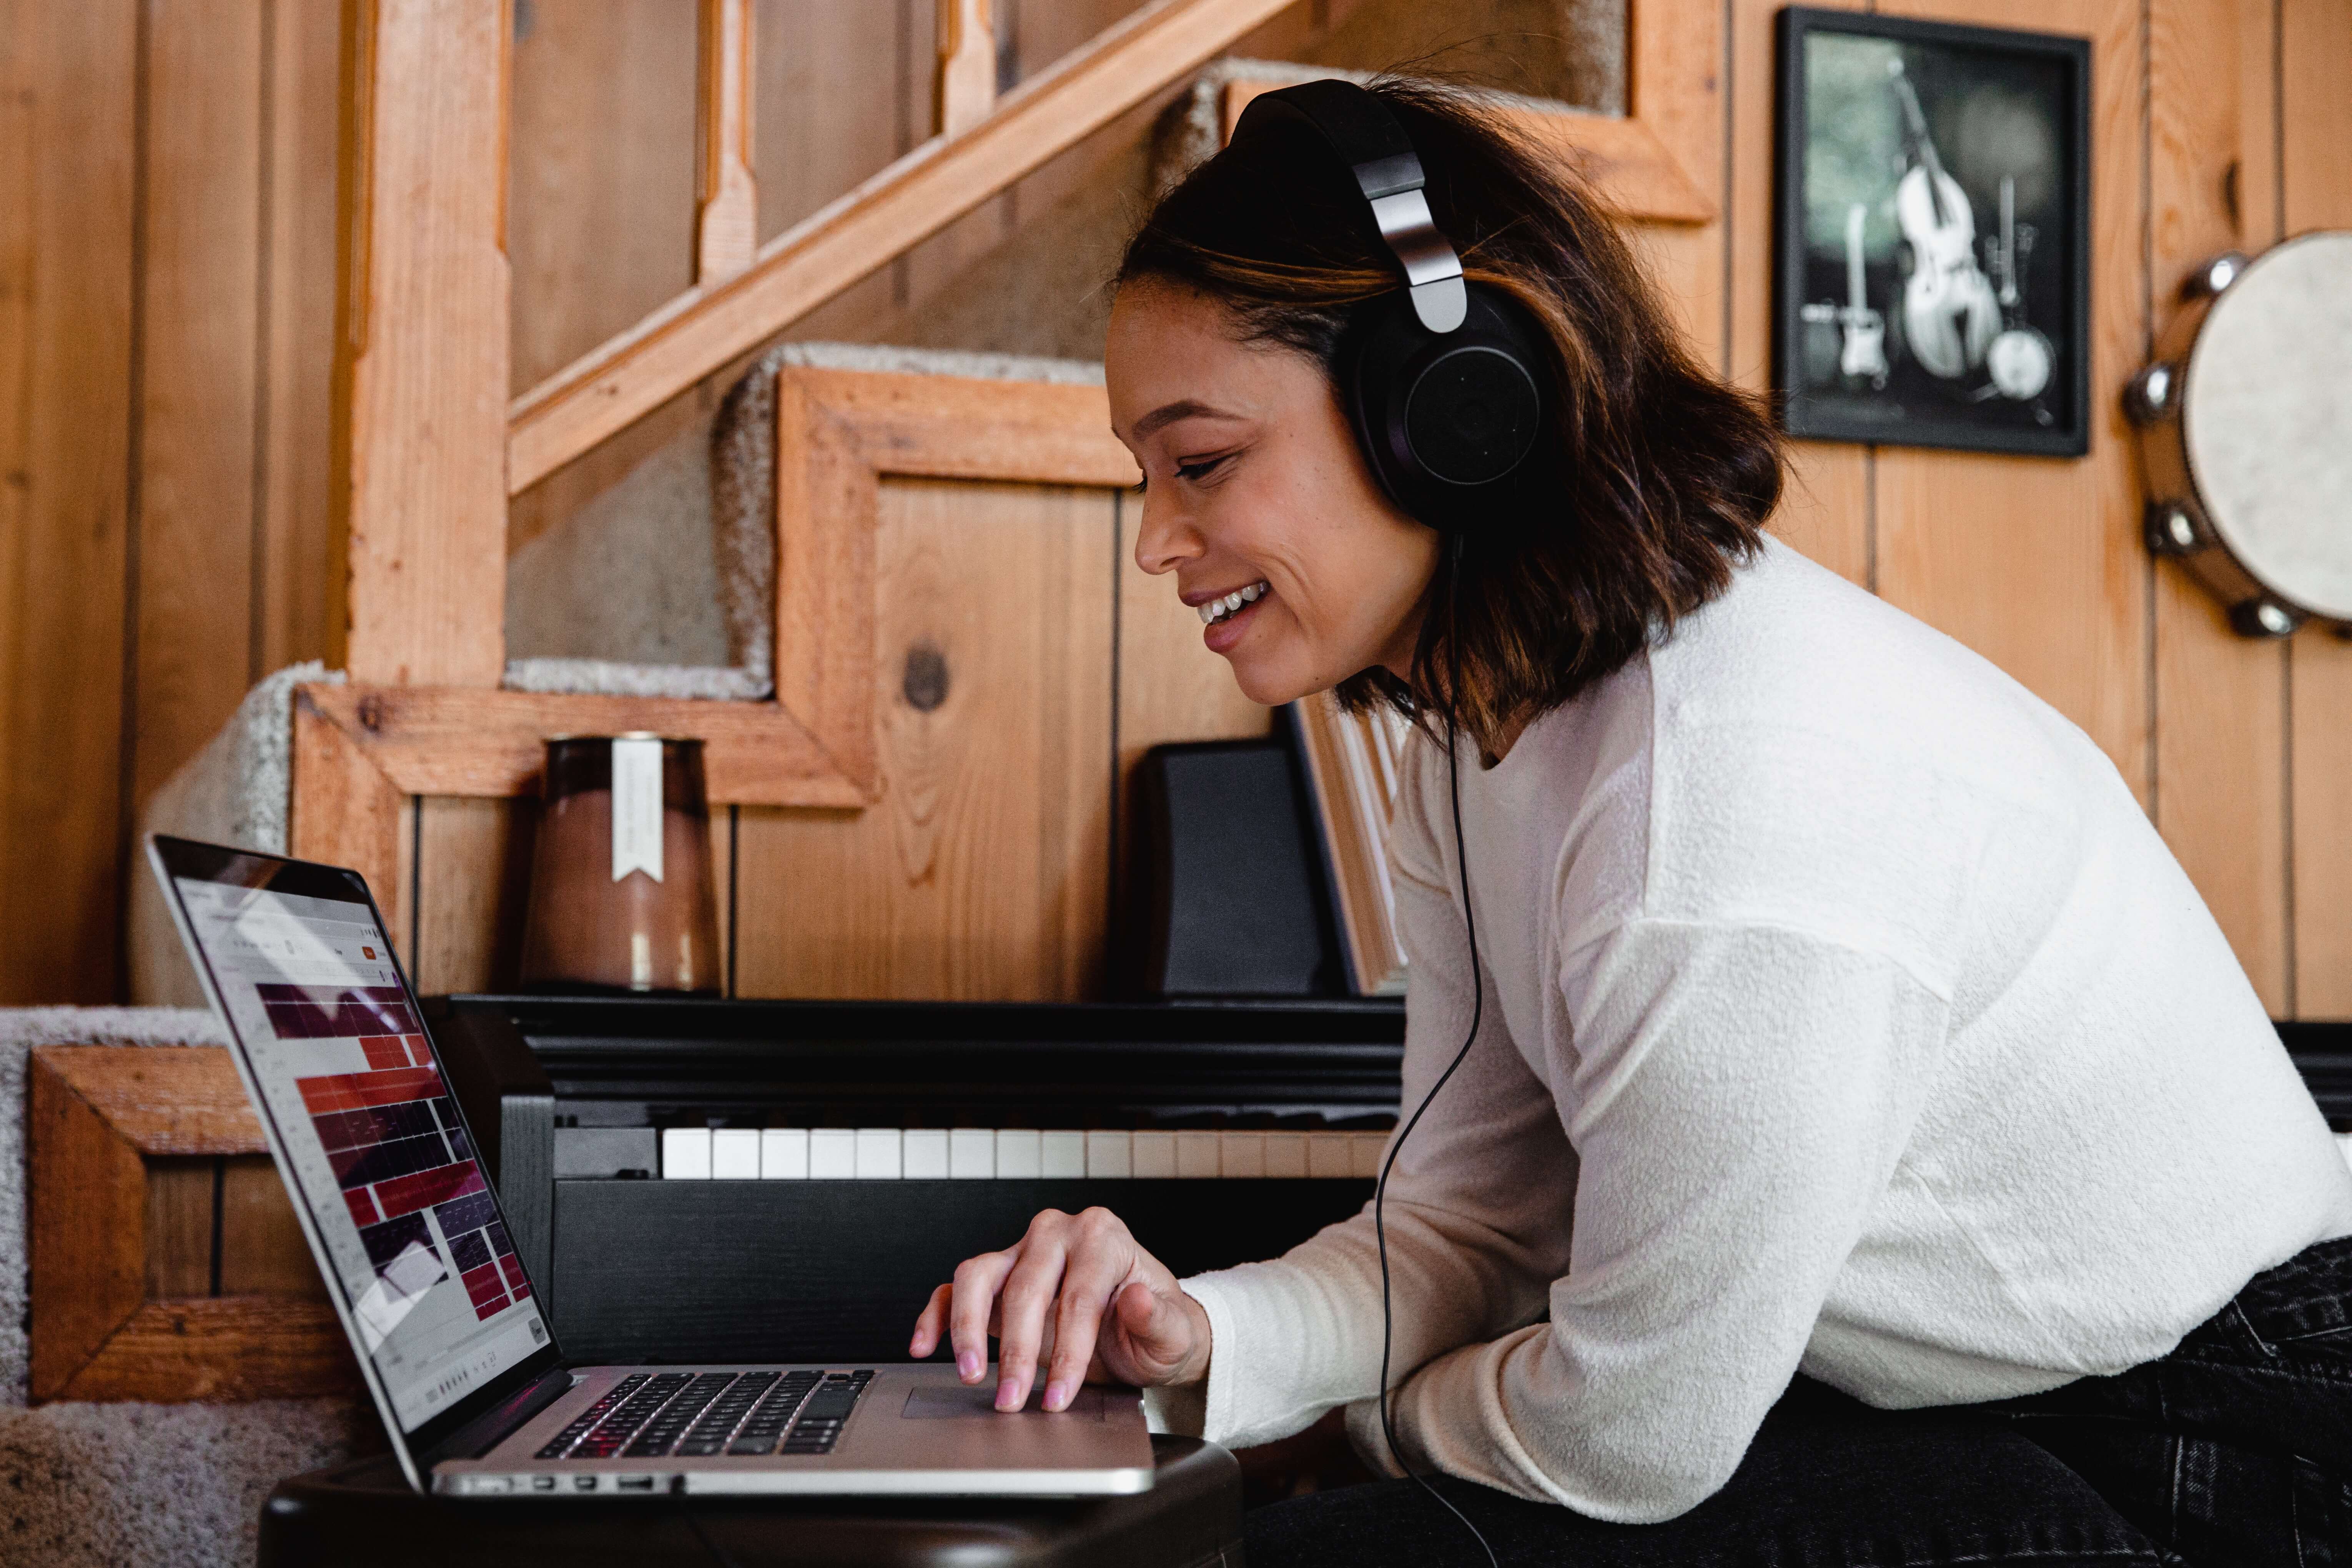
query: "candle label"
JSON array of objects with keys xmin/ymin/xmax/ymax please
[{"xmin": 611, "ymin": 738, "xmax": 665, "ymax": 883}]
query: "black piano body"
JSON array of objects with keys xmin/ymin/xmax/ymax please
[{"xmin": 427, "ymin": 995, "xmax": 1405, "ymax": 1367}]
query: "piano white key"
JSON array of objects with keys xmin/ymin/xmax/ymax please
[
  {"xmin": 1131, "ymin": 1130, "xmax": 1176, "ymax": 1179},
  {"xmin": 856, "ymin": 1127, "xmax": 903, "ymax": 1179},
  {"xmin": 809, "ymin": 1128, "xmax": 857, "ymax": 1179},
  {"xmin": 662, "ymin": 1127, "xmax": 712, "ymax": 1179},
  {"xmin": 1040, "ymin": 1130, "xmax": 1086, "ymax": 1178},
  {"xmin": 1264, "ymin": 1131, "xmax": 1308, "ymax": 1178},
  {"xmin": 710, "ymin": 1128, "xmax": 761, "ymax": 1180},
  {"xmin": 1086, "ymin": 1130, "xmax": 1132, "ymax": 1178},
  {"xmin": 995, "ymin": 1129, "xmax": 1042, "ymax": 1179},
  {"xmin": 1352, "ymin": 1131, "xmax": 1389, "ymax": 1179},
  {"xmin": 1219, "ymin": 1131, "xmax": 1265, "ymax": 1178},
  {"xmin": 949, "ymin": 1127, "xmax": 995, "ymax": 1178},
  {"xmin": 1306, "ymin": 1132, "xmax": 1354, "ymax": 1179},
  {"xmin": 1175, "ymin": 1130, "xmax": 1221, "ymax": 1179},
  {"xmin": 760, "ymin": 1128, "xmax": 809, "ymax": 1179},
  {"xmin": 902, "ymin": 1128, "xmax": 950, "ymax": 1179}
]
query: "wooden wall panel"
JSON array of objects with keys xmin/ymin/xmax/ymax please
[
  {"xmin": 509, "ymin": 0, "xmax": 698, "ymax": 394},
  {"xmin": 0, "ymin": 0, "xmax": 138, "ymax": 1004},
  {"xmin": 258, "ymin": 0, "xmax": 349, "ymax": 675},
  {"xmin": 734, "ymin": 479, "xmax": 1115, "ymax": 1000},
  {"xmin": 1726, "ymin": 0, "xmax": 1870, "ymax": 588},
  {"xmin": 2281, "ymin": 0, "xmax": 2352, "ymax": 1016},
  {"xmin": 131, "ymin": 0, "xmax": 265, "ymax": 818},
  {"xmin": 1622, "ymin": 0, "xmax": 1724, "ymax": 368},
  {"xmin": 1873, "ymin": 0, "xmax": 2148, "ymax": 801},
  {"xmin": 2147, "ymin": 0, "xmax": 2287, "ymax": 1011}
]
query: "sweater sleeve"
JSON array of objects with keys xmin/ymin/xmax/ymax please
[
  {"xmin": 1369, "ymin": 916, "xmax": 1951, "ymax": 1520},
  {"xmin": 1174, "ymin": 782, "xmax": 1580, "ymax": 1452}
]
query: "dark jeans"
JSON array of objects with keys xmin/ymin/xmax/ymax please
[{"xmin": 1246, "ymin": 1234, "xmax": 2352, "ymax": 1566}]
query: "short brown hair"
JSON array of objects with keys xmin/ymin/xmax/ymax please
[{"xmin": 1118, "ymin": 78, "xmax": 1783, "ymax": 756}]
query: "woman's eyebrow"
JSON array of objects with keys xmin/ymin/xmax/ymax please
[{"xmin": 1128, "ymin": 398, "xmax": 1238, "ymax": 442}]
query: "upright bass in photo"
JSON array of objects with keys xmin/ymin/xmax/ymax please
[{"xmin": 1774, "ymin": 9, "xmax": 2089, "ymax": 455}]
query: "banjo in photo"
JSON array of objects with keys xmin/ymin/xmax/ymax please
[{"xmin": 2126, "ymin": 230, "xmax": 2352, "ymax": 638}]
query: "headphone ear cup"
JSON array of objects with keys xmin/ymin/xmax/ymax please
[{"xmin": 1342, "ymin": 284, "xmax": 1546, "ymax": 535}]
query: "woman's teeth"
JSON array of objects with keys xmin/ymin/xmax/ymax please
[{"xmin": 1199, "ymin": 582, "xmax": 1269, "ymax": 625}]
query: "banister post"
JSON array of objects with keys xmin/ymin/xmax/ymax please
[
  {"xmin": 332, "ymin": 0, "xmax": 512, "ymax": 687},
  {"xmin": 936, "ymin": 0, "xmax": 997, "ymax": 137},
  {"xmin": 697, "ymin": 0, "xmax": 758, "ymax": 284}
]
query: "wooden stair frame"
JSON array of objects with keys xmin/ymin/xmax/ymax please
[
  {"xmin": 321, "ymin": 0, "xmax": 1723, "ymax": 949},
  {"xmin": 29, "ymin": 1046, "xmax": 359, "ymax": 1402}
]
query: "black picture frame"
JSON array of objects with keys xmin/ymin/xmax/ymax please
[{"xmin": 1774, "ymin": 8, "xmax": 2090, "ymax": 456}]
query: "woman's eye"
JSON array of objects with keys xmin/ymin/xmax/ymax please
[{"xmin": 1174, "ymin": 455, "xmax": 1229, "ymax": 482}]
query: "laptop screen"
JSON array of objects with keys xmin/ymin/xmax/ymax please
[{"xmin": 162, "ymin": 848, "xmax": 552, "ymax": 1433}]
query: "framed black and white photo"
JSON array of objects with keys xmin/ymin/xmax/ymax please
[{"xmin": 1774, "ymin": 9, "xmax": 2090, "ymax": 456}]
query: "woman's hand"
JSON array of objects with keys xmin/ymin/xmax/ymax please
[{"xmin": 908, "ymin": 1206, "xmax": 1212, "ymax": 1413}]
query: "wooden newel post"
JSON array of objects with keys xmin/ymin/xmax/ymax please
[{"xmin": 332, "ymin": 0, "xmax": 512, "ymax": 690}]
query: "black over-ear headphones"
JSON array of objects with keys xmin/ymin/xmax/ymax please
[{"xmin": 1231, "ymin": 79, "xmax": 1547, "ymax": 537}]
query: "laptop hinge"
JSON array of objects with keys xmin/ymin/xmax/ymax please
[{"xmin": 415, "ymin": 1367, "xmax": 579, "ymax": 1467}]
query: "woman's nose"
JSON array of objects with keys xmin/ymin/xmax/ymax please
[{"xmin": 1131, "ymin": 495, "xmax": 1203, "ymax": 578}]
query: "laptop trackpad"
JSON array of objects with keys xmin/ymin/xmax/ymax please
[{"xmin": 901, "ymin": 1385, "xmax": 1108, "ymax": 1420}]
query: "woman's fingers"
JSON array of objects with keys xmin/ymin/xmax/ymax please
[
  {"xmin": 908, "ymin": 1282, "xmax": 953, "ymax": 1359},
  {"xmin": 946, "ymin": 1251, "xmax": 1018, "ymax": 1383},
  {"xmin": 1041, "ymin": 1212, "xmax": 1132, "ymax": 1410},
  {"xmin": 991, "ymin": 1229, "xmax": 1073, "ymax": 1410}
]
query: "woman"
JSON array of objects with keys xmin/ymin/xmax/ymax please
[{"xmin": 908, "ymin": 78, "xmax": 2352, "ymax": 1565}]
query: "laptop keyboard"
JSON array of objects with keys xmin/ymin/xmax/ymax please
[{"xmin": 534, "ymin": 1369, "xmax": 874, "ymax": 1462}]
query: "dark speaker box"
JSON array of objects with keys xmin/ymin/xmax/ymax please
[{"xmin": 1131, "ymin": 739, "xmax": 1339, "ymax": 997}]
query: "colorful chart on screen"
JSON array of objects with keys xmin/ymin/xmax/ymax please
[{"xmin": 173, "ymin": 880, "xmax": 550, "ymax": 1431}]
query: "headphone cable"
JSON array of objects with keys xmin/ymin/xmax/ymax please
[{"xmin": 1374, "ymin": 533, "xmax": 1501, "ymax": 1566}]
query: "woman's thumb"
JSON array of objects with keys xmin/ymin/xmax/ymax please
[{"xmin": 1112, "ymin": 1279, "xmax": 1192, "ymax": 1373}]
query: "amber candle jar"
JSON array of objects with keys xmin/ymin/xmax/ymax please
[{"xmin": 518, "ymin": 735, "xmax": 723, "ymax": 994}]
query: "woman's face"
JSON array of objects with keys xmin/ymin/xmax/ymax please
[{"xmin": 1107, "ymin": 279, "xmax": 1440, "ymax": 707}]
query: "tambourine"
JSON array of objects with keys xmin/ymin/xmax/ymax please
[{"xmin": 2125, "ymin": 231, "xmax": 2352, "ymax": 637}]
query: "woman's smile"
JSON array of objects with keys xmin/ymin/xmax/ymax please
[{"xmin": 1191, "ymin": 580, "xmax": 1272, "ymax": 651}]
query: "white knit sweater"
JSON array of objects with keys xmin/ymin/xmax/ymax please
[{"xmin": 1171, "ymin": 539, "xmax": 2352, "ymax": 1522}]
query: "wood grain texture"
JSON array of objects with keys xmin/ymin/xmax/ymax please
[
  {"xmin": 1873, "ymin": 0, "xmax": 2149, "ymax": 799},
  {"xmin": 218, "ymin": 1155, "xmax": 330, "ymax": 1299},
  {"xmin": 28, "ymin": 1052, "xmax": 149, "ymax": 1400},
  {"xmin": 1624, "ymin": 0, "xmax": 1726, "ymax": 367},
  {"xmin": 339, "ymin": 0, "xmax": 510, "ymax": 686},
  {"xmin": 33, "ymin": 1045, "xmax": 355, "ymax": 1400},
  {"xmin": 291, "ymin": 684, "xmax": 413, "ymax": 950},
  {"xmin": 0, "ymin": 0, "xmax": 136, "ymax": 1004},
  {"xmin": 132, "ymin": 0, "xmax": 264, "ymax": 816},
  {"xmin": 413, "ymin": 794, "xmax": 534, "ymax": 994},
  {"xmin": 734, "ymin": 479, "xmax": 1114, "ymax": 1001},
  {"xmin": 697, "ymin": 0, "xmax": 758, "ymax": 284},
  {"xmin": 34, "ymin": 1044, "xmax": 269, "ymax": 1156},
  {"xmin": 508, "ymin": 0, "xmax": 697, "ymax": 392},
  {"xmin": 55, "ymin": 1297, "xmax": 361, "ymax": 1402},
  {"xmin": 297, "ymin": 683, "xmax": 864, "ymax": 807},
  {"xmin": 2280, "ymin": 0, "xmax": 2352, "ymax": 1014},
  {"xmin": 2147, "ymin": 0, "xmax": 2286, "ymax": 1010},
  {"xmin": 259, "ymin": 0, "xmax": 349, "ymax": 676},
  {"xmin": 937, "ymin": 0, "xmax": 998, "ymax": 138},
  {"xmin": 1725, "ymin": 0, "xmax": 1869, "ymax": 585},
  {"xmin": 145, "ymin": 1159, "xmax": 218, "ymax": 1299},
  {"xmin": 507, "ymin": 0, "xmax": 1298, "ymax": 492}
]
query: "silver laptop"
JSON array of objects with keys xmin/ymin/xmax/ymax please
[{"xmin": 148, "ymin": 834, "xmax": 1156, "ymax": 1498}]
